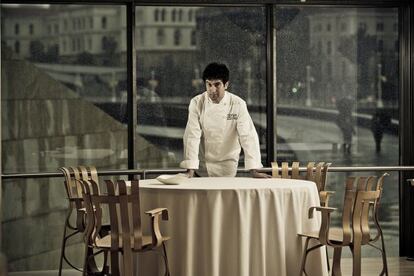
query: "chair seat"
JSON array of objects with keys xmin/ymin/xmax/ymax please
[
  {"xmin": 298, "ymin": 228, "xmax": 351, "ymax": 243},
  {"xmin": 95, "ymin": 234, "xmax": 170, "ymax": 250}
]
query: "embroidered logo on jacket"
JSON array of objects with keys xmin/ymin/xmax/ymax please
[{"xmin": 227, "ymin": 114, "xmax": 239, "ymax": 120}]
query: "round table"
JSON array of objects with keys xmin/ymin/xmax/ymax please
[{"xmin": 137, "ymin": 177, "xmax": 328, "ymax": 276}]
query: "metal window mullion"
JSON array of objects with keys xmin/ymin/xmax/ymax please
[
  {"xmin": 266, "ymin": 4, "xmax": 276, "ymax": 165},
  {"xmin": 127, "ymin": 1, "xmax": 137, "ymax": 179}
]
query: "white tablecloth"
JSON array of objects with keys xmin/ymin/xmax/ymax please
[{"xmin": 137, "ymin": 177, "xmax": 328, "ymax": 276}]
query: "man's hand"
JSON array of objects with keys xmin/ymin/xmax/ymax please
[
  {"xmin": 250, "ymin": 169, "xmax": 272, "ymax": 178},
  {"xmin": 186, "ymin": 169, "xmax": 195, "ymax": 178}
]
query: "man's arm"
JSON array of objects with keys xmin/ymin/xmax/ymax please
[
  {"xmin": 237, "ymin": 101, "xmax": 270, "ymax": 178},
  {"xmin": 179, "ymin": 98, "xmax": 202, "ymax": 177}
]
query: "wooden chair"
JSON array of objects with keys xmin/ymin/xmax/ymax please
[
  {"xmin": 81, "ymin": 179, "xmax": 170, "ymax": 276},
  {"xmin": 298, "ymin": 175, "xmax": 383, "ymax": 276},
  {"xmin": 367, "ymin": 173, "xmax": 389, "ymax": 276},
  {"xmin": 58, "ymin": 166, "xmax": 108, "ymax": 275},
  {"xmin": 271, "ymin": 161, "xmax": 333, "ymax": 206}
]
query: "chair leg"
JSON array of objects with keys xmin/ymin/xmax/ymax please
[
  {"xmin": 332, "ymin": 247, "xmax": 342, "ymax": 276},
  {"xmin": 325, "ymin": 246, "xmax": 330, "ymax": 272},
  {"xmin": 379, "ymin": 232, "xmax": 388, "ymax": 276},
  {"xmin": 58, "ymin": 223, "xmax": 69, "ymax": 276},
  {"xmin": 299, "ymin": 237, "xmax": 310, "ymax": 276},
  {"xmin": 351, "ymin": 243, "xmax": 362, "ymax": 276},
  {"xmin": 86, "ymin": 247, "xmax": 100, "ymax": 274},
  {"xmin": 110, "ymin": 251, "xmax": 120, "ymax": 276},
  {"xmin": 162, "ymin": 242, "xmax": 170, "ymax": 276}
]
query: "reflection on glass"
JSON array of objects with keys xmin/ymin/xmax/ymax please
[
  {"xmin": 275, "ymin": 7, "xmax": 399, "ymax": 256},
  {"xmin": 135, "ymin": 6, "xmax": 267, "ymax": 169},
  {"xmin": 1, "ymin": 4, "xmax": 128, "ymax": 272},
  {"xmin": 1, "ymin": 4, "xmax": 129, "ymax": 173}
]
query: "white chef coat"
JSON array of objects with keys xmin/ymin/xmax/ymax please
[{"xmin": 180, "ymin": 91, "xmax": 263, "ymax": 177}]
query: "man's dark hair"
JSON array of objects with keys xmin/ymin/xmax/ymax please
[{"xmin": 202, "ymin": 62, "xmax": 229, "ymax": 84}]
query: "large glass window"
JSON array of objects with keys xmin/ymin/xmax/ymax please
[
  {"xmin": 275, "ymin": 6, "xmax": 399, "ymax": 256},
  {"xmin": 135, "ymin": 6, "xmax": 267, "ymax": 169},
  {"xmin": 1, "ymin": 4, "xmax": 128, "ymax": 271}
]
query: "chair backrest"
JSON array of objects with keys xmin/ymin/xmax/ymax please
[
  {"xmin": 338, "ymin": 176, "xmax": 382, "ymax": 246},
  {"xmin": 81, "ymin": 179, "xmax": 144, "ymax": 251},
  {"xmin": 59, "ymin": 166, "xmax": 99, "ymax": 199},
  {"xmin": 271, "ymin": 161, "xmax": 331, "ymax": 192}
]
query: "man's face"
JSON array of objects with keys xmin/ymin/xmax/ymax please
[{"xmin": 206, "ymin": 79, "xmax": 228, "ymax": 103}]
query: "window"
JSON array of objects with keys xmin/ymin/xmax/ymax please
[
  {"xmin": 377, "ymin": 22, "xmax": 384, "ymax": 32},
  {"xmin": 275, "ymin": 6, "xmax": 399, "ymax": 258},
  {"xmin": 154, "ymin": 9, "xmax": 159, "ymax": 21},
  {"xmin": 326, "ymin": 41, "xmax": 332, "ymax": 55},
  {"xmin": 188, "ymin": 9, "xmax": 193, "ymax": 21},
  {"xmin": 326, "ymin": 61, "xmax": 332, "ymax": 78},
  {"xmin": 378, "ymin": 39, "xmax": 384, "ymax": 52},
  {"xmin": 102, "ymin": 36, "xmax": 107, "ymax": 50},
  {"xmin": 172, "ymin": 9, "xmax": 176, "ymax": 22},
  {"xmin": 156, "ymin": 29, "xmax": 165, "ymax": 45},
  {"xmin": 174, "ymin": 29, "xmax": 181, "ymax": 45},
  {"xmin": 1, "ymin": 5, "xmax": 128, "ymax": 272},
  {"xmin": 359, "ymin": 22, "xmax": 367, "ymax": 31},
  {"xmin": 178, "ymin": 9, "xmax": 183, "ymax": 21},
  {"xmin": 14, "ymin": 41, "xmax": 20, "ymax": 53},
  {"xmin": 327, "ymin": 23, "xmax": 331, "ymax": 31},
  {"xmin": 136, "ymin": 5, "xmax": 266, "ymax": 171},
  {"xmin": 191, "ymin": 30, "xmax": 196, "ymax": 46},
  {"xmin": 340, "ymin": 22, "xmax": 347, "ymax": 31},
  {"xmin": 161, "ymin": 9, "xmax": 166, "ymax": 21},
  {"xmin": 342, "ymin": 61, "xmax": 347, "ymax": 77},
  {"xmin": 89, "ymin": 17, "xmax": 93, "ymax": 28},
  {"xmin": 102, "ymin": 16, "xmax": 107, "ymax": 29}
]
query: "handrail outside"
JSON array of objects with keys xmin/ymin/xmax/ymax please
[{"xmin": 2, "ymin": 166, "xmax": 414, "ymax": 180}]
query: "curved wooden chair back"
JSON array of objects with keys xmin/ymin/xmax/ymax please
[
  {"xmin": 58, "ymin": 166, "xmax": 100, "ymax": 275},
  {"xmin": 299, "ymin": 175, "xmax": 385, "ymax": 276},
  {"xmin": 81, "ymin": 179, "xmax": 170, "ymax": 276},
  {"xmin": 271, "ymin": 161, "xmax": 332, "ymax": 206},
  {"xmin": 271, "ymin": 161, "xmax": 331, "ymax": 190}
]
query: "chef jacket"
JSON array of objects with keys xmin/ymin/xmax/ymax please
[{"xmin": 180, "ymin": 91, "xmax": 263, "ymax": 177}]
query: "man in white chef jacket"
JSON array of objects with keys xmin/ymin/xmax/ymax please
[{"xmin": 180, "ymin": 62, "xmax": 270, "ymax": 178}]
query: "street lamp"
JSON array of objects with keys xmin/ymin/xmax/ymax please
[
  {"xmin": 377, "ymin": 63, "xmax": 384, "ymax": 108},
  {"xmin": 148, "ymin": 70, "xmax": 159, "ymax": 102},
  {"xmin": 246, "ymin": 63, "xmax": 252, "ymax": 105},
  {"xmin": 192, "ymin": 68, "xmax": 203, "ymax": 93},
  {"xmin": 305, "ymin": 65, "xmax": 312, "ymax": 107}
]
